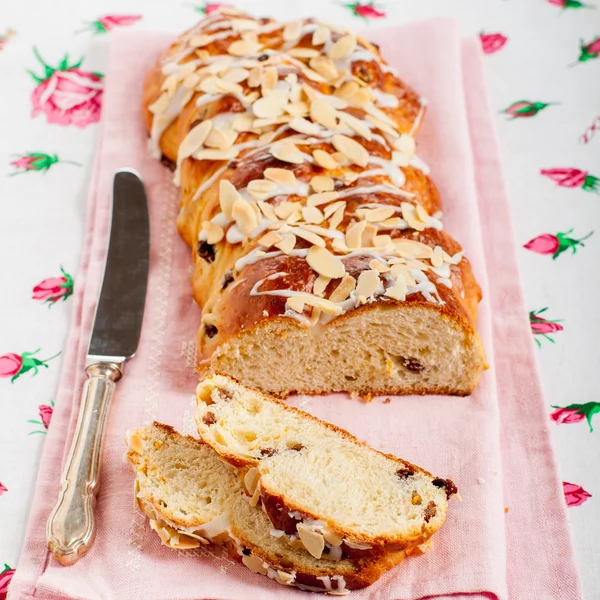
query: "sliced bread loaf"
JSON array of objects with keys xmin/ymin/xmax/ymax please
[
  {"xmin": 126, "ymin": 422, "xmax": 410, "ymax": 593},
  {"xmin": 195, "ymin": 375, "xmax": 457, "ymax": 559}
]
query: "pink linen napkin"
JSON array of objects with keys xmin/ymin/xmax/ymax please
[{"xmin": 8, "ymin": 19, "xmax": 582, "ymax": 600}]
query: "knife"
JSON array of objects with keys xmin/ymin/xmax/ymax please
[{"xmin": 46, "ymin": 169, "xmax": 150, "ymax": 566}]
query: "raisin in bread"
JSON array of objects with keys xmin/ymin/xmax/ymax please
[
  {"xmin": 126, "ymin": 422, "xmax": 411, "ymax": 593},
  {"xmin": 195, "ymin": 375, "xmax": 457, "ymax": 560},
  {"xmin": 142, "ymin": 8, "xmax": 487, "ymax": 398}
]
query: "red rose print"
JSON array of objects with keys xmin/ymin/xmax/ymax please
[
  {"xmin": 541, "ymin": 168, "xmax": 600, "ymax": 193},
  {"xmin": 0, "ymin": 28, "xmax": 16, "ymax": 52},
  {"xmin": 0, "ymin": 564, "xmax": 15, "ymax": 600},
  {"xmin": 29, "ymin": 401, "xmax": 54, "ymax": 434},
  {"xmin": 10, "ymin": 153, "xmax": 79, "ymax": 175},
  {"xmin": 29, "ymin": 48, "xmax": 103, "ymax": 128},
  {"xmin": 32, "ymin": 267, "xmax": 74, "ymax": 305},
  {"xmin": 0, "ymin": 349, "xmax": 60, "ymax": 382},
  {"xmin": 548, "ymin": 0, "xmax": 594, "ymax": 9},
  {"xmin": 524, "ymin": 230, "xmax": 593, "ymax": 259},
  {"xmin": 82, "ymin": 15, "xmax": 142, "ymax": 35},
  {"xmin": 529, "ymin": 308, "xmax": 563, "ymax": 346},
  {"xmin": 502, "ymin": 100, "xmax": 553, "ymax": 119},
  {"xmin": 0, "ymin": 483, "xmax": 7, "ymax": 495},
  {"xmin": 343, "ymin": 2, "xmax": 386, "ymax": 20},
  {"xmin": 550, "ymin": 402, "xmax": 600, "ymax": 431},
  {"xmin": 196, "ymin": 3, "xmax": 233, "ymax": 14},
  {"xmin": 479, "ymin": 32, "xmax": 508, "ymax": 54},
  {"xmin": 563, "ymin": 482, "xmax": 592, "ymax": 507},
  {"xmin": 577, "ymin": 36, "xmax": 600, "ymax": 63}
]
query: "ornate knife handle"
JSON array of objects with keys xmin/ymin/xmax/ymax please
[{"xmin": 46, "ymin": 363, "xmax": 122, "ymax": 566}]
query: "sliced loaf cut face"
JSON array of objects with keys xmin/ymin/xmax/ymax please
[
  {"xmin": 195, "ymin": 375, "xmax": 457, "ymax": 559},
  {"xmin": 126, "ymin": 422, "xmax": 242, "ymax": 546},
  {"xmin": 126, "ymin": 422, "xmax": 407, "ymax": 593}
]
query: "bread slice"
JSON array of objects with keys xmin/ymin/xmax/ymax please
[
  {"xmin": 195, "ymin": 375, "xmax": 457, "ymax": 560},
  {"xmin": 126, "ymin": 423, "xmax": 413, "ymax": 592}
]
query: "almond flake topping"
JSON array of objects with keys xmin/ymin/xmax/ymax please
[
  {"xmin": 264, "ymin": 167, "xmax": 297, "ymax": 186},
  {"xmin": 228, "ymin": 39, "xmax": 262, "ymax": 57},
  {"xmin": 219, "ymin": 180, "xmax": 241, "ymax": 218},
  {"xmin": 431, "ymin": 245, "xmax": 444, "ymax": 268},
  {"xmin": 312, "ymin": 25, "xmax": 331, "ymax": 46},
  {"xmin": 232, "ymin": 199, "xmax": 258, "ymax": 235},
  {"xmin": 252, "ymin": 95, "xmax": 287, "ymax": 118},
  {"xmin": 313, "ymin": 149, "xmax": 338, "ymax": 170},
  {"xmin": 294, "ymin": 227, "xmax": 326, "ymax": 248},
  {"xmin": 310, "ymin": 99, "xmax": 340, "ymax": 130},
  {"xmin": 370, "ymin": 259, "xmax": 390, "ymax": 273},
  {"xmin": 401, "ymin": 202, "xmax": 426, "ymax": 231},
  {"xmin": 302, "ymin": 206, "xmax": 325, "ymax": 224},
  {"xmin": 231, "ymin": 18, "xmax": 259, "ymax": 31},
  {"xmin": 257, "ymin": 200, "xmax": 277, "ymax": 221},
  {"xmin": 355, "ymin": 269, "xmax": 381, "ymax": 300},
  {"xmin": 324, "ymin": 200, "xmax": 346, "ymax": 218},
  {"xmin": 329, "ymin": 274, "xmax": 356, "ymax": 302},
  {"xmin": 232, "ymin": 113, "xmax": 254, "ymax": 132},
  {"xmin": 364, "ymin": 206, "xmax": 396, "ymax": 223},
  {"xmin": 274, "ymin": 202, "xmax": 297, "ymax": 220},
  {"xmin": 313, "ymin": 275, "xmax": 330, "ymax": 297},
  {"xmin": 202, "ymin": 221, "xmax": 225, "ymax": 244},
  {"xmin": 309, "ymin": 56, "xmax": 339, "ymax": 81},
  {"xmin": 283, "ymin": 20, "xmax": 303, "ymax": 42},
  {"xmin": 193, "ymin": 148, "xmax": 238, "ymax": 161},
  {"xmin": 148, "ymin": 93, "xmax": 169, "ymax": 115},
  {"xmin": 288, "ymin": 47, "xmax": 321, "ymax": 59},
  {"xmin": 289, "ymin": 116, "xmax": 321, "ymax": 135},
  {"xmin": 345, "ymin": 220, "xmax": 367, "ymax": 249},
  {"xmin": 247, "ymin": 179, "xmax": 277, "ymax": 200},
  {"xmin": 331, "ymin": 134, "xmax": 369, "ymax": 167},
  {"xmin": 204, "ymin": 127, "xmax": 234, "ymax": 150},
  {"xmin": 270, "ymin": 141, "xmax": 305, "ymax": 164},
  {"xmin": 327, "ymin": 34, "xmax": 357, "ymax": 60},
  {"xmin": 306, "ymin": 246, "xmax": 345, "ymax": 278},
  {"xmin": 286, "ymin": 296, "xmax": 306, "ymax": 314},
  {"xmin": 307, "ymin": 191, "xmax": 340, "ymax": 207},
  {"xmin": 393, "ymin": 238, "xmax": 434, "ymax": 259},
  {"xmin": 222, "ymin": 67, "xmax": 250, "ymax": 83},
  {"xmin": 275, "ymin": 233, "xmax": 297, "ymax": 254},
  {"xmin": 258, "ymin": 231, "xmax": 282, "ymax": 248},
  {"xmin": 328, "ymin": 205, "xmax": 345, "ymax": 230},
  {"xmin": 385, "ymin": 277, "xmax": 408, "ymax": 301},
  {"xmin": 310, "ymin": 175, "xmax": 335, "ymax": 193},
  {"xmin": 178, "ymin": 120, "xmax": 212, "ymax": 160},
  {"xmin": 395, "ymin": 133, "xmax": 416, "ymax": 156}
]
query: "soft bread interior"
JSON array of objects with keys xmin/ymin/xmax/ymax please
[
  {"xmin": 204, "ymin": 304, "xmax": 485, "ymax": 397},
  {"xmin": 196, "ymin": 375, "xmax": 452, "ymax": 544}
]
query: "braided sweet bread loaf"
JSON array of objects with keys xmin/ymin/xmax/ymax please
[{"xmin": 142, "ymin": 7, "xmax": 487, "ymax": 396}]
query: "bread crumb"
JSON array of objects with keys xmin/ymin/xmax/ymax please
[
  {"xmin": 362, "ymin": 393, "xmax": 373, "ymax": 403},
  {"xmin": 504, "ymin": 507, "xmax": 509, "ymax": 513},
  {"xmin": 383, "ymin": 397, "xmax": 391, "ymax": 404}
]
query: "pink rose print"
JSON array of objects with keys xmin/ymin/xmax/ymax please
[
  {"xmin": 343, "ymin": 2, "xmax": 386, "ymax": 20},
  {"xmin": 29, "ymin": 48, "xmax": 103, "ymax": 128},
  {"xmin": 577, "ymin": 36, "xmax": 600, "ymax": 63},
  {"xmin": 548, "ymin": 0, "xmax": 594, "ymax": 9},
  {"xmin": 0, "ymin": 28, "xmax": 16, "ymax": 52},
  {"xmin": 563, "ymin": 482, "xmax": 592, "ymax": 507},
  {"xmin": 551, "ymin": 402, "xmax": 600, "ymax": 432},
  {"xmin": 524, "ymin": 230, "xmax": 593, "ymax": 259},
  {"xmin": 9, "ymin": 152, "xmax": 80, "ymax": 175},
  {"xmin": 0, "ymin": 564, "xmax": 15, "ymax": 600},
  {"xmin": 529, "ymin": 308, "xmax": 563, "ymax": 347},
  {"xmin": 479, "ymin": 32, "xmax": 508, "ymax": 54},
  {"xmin": 28, "ymin": 401, "xmax": 55, "ymax": 434},
  {"xmin": 502, "ymin": 100, "xmax": 554, "ymax": 119},
  {"xmin": 32, "ymin": 267, "xmax": 74, "ymax": 305},
  {"xmin": 0, "ymin": 349, "xmax": 61, "ymax": 383},
  {"xmin": 195, "ymin": 3, "xmax": 233, "ymax": 14},
  {"xmin": 0, "ymin": 483, "xmax": 6, "ymax": 495},
  {"xmin": 80, "ymin": 15, "xmax": 142, "ymax": 35},
  {"xmin": 541, "ymin": 167, "xmax": 600, "ymax": 193}
]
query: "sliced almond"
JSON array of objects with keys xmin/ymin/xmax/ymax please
[
  {"xmin": 204, "ymin": 127, "xmax": 233, "ymax": 150},
  {"xmin": 288, "ymin": 47, "xmax": 320, "ymax": 59},
  {"xmin": 313, "ymin": 149, "xmax": 338, "ymax": 170},
  {"xmin": 274, "ymin": 202, "xmax": 297, "ymax": 220},
  {"xmin": 182, "ymin": 72, "xmax": 201, "ymax": 90},
  {"xmin": 193, "ymin": 148, "xmax": 238, "ymax": 161},
  {"xmin": 257, "ymin": 201, "xmax": 278, "ymax": 222},
  {"xmin": 390, "ymin": 263, "xmax": 416, "ymax": 286},
  {"xmin": 264, "ymin": 167, "xmax": 296, "ymax": 186},
  {"xmin": 370, "ymin": 258, "xmax": 390, "ymax": 273},
  {"xmin": 331, "ymin": 237, "xmax": 350, "ymax": 254},
  {"xmin": 199, "ymin": 75, "xmax": 221, "ymax": 94},
  {"xmin": 323, "ymin": 201, "xmax": 344, "ymax": 218},
  {"xmin": 385, "ymin": 277, "xmax": 408, "ymax": 301},
  {"xmin": 331, "ymin": 134, "xmax": 369, "ymax": 167},
  {"xmin": 247, "ymin": 179, "xmax": 278, "ymax": 201},
  {"xmin": 275, "ymin": 233, "xmax": 297, "ymax": 254},
  {"xmin": 362, "ymin": 223, "xmax": 378, "ymax": 247},
  {"xmin": 355, "ymin": 269, "xmax": 381, "ymax": 299},
  {"xmin": 297, "ymin": 524, "xmax": 325, "ymax": 559},
  {"xmin": 231, "ymin": 18, "xmax": 259, "ymax": 31},
  {"xmin": 309, "ymin": 56, "xmax": 339, "ymax": 81},
  {"xmin": 323, "ymin": 529, "xmax": 344, "ymax": 546},
  {"xmin": 364, "ymin": 205, "xmax": 396, "ymax": 223},
  {"xmin": 306, "ymin": 246, "xmax": 345, "ymax": 278},
  {"xmin": 331, "ymin": 151, "xmax": 349, "ymax": 166},
  {"xmin": 294, "ymin": 227, "xmax": 326, "ymax": 248},
  {"xmin": 316, "ymin": 298, "xmax": 343, "ymax": 316},
  {"xmin": 242, "ymin": 29, "xmax": 258, "ymax": 44},
  {"xmin": 232, "ymin": 199, "xmax": 258, "ymax": 235},
  {"xmin": 202, "ymin": 221, "xmax": 224, "ymax": 244},
  {"xmin": 277, "ymin": 570, "xmax": 296, "ymax": 585},
  {"xmin": 270, "ymin": 141, "xmax": 305, "ymax": 164},
  {"xmin": 242, "ymin": 553, "xmax": 268, "ymax": 575},
  {"xmin": 190, "ymin": 34, "xmax": 211, "ymax": 48},
  {"xmin": 392, "ymin": 151, "xmax": 411, "ymax": 167},
  {"xmin": 395, "ymin": 133, "xmax": 416, "ymax": 157},
  {"xmin": 335, "ymin": 81, "xmax": 360, "ymax": 101},
  {"xmin": 380, "ymin": 217, "xmax": 404, "ymax": 228},
  {"xmin": 393, "ymin": 238, "xmax": 434, "ymax": 259},
  {"xmin": 338, "ymin": 111, "xmax": 372, "ymax": 141},
  {"xmin": 345, "ymin": 220, "xmax": 367, "ymax": 248},
  {"xmin": 307, "ymin": 191, "xmax": 340, "ymax": 207},
  {"xmin": 328, "ymin": 205, "xmax": 345, "ymax": 230},
  {"xmin": 148, "ymin": 93, "xmax": 169, "ymax": 115},
  {"xmin": 283, "ymin": 20, "xmax": 303, "ymax": 42},
  {"xmin": 401, "ymin": 202, "xmax": 426, "ymax": 232},
  {"xmin": 178, "ymin": 120, "xmax": 212, "ymax": 160},
  {"xmin": 415, "ymin": 204, "xmax": 429, "ymax": 223},
  {"xmin": 258, "ymin": 230, "xmax": 282, "ymax": 248},
  {"xmin": 228, "ymin": 39, "xmax": 261, "ymax": 57},
  {"xmin": 313, "ymin": 274, "xmax": 330, "ymax": 296},
  {"xmin": 301, "ymin": 66, "xmax": 327, "ymax": 83},
  {"xmin": 373, "ymin": 234, "xmax": 392, "ymax": 249},
  {"xmin": 329, "ymin": 274, "xmax": 356, "ymax": 302},
  {"xmin": 289, "ymin": 116, "xmax": 321, "ymax": 135},
  {"xmin": 219, "ymin": 180, "xmax": 241, "ymax": 218},
  {"xmin": 431, "ymin": 245, "xmax": 444, "ymax": 268},
  {"xmin": 286, "ymin": 296, "xmax": 306, "ymax": 314},
  {"xmin": 302, "ymin": 206, "xmax": 325, "ymax": 224},
  {"xmin": 260, "ymin": 67, "xmax": 278, "ymax": 94},
  {"xmin": 252, "ymin": 95, "xmax": 286, "ymax": 119},
  {"xmin": 222, "ymin": 67, "xmax": 250, "ymax": 83},
  {"xmin": 327, "ymin": 33, "xmax": 357, "ymax": 60},
  {"xmin": 310, "ymin": 175, "xmax": 335, "ymax": 193},
  {"xmin": 253, "ymin": 115, "xmax": 292, "ymax": 129},
  {"xmin": 244, "ymin": 467, "xmax": 260, "ymax": 495},
  {"xmin": 285, "ymin": 101, "xmax": 310, "ymax": 117},
  {"xmin": 232, "ymin": 113, "xmax": 255, "ymax": 132},
  {"xmin": 310, "ymin": 99, "xmax": 340, "ymax": 130},
  {"xmin": 312, "ymin": 25, "xmax": 331, "ymax": 46},
  {"xmin": 247, "ymin": 65, "xmax": 263, "ymax": 88}
]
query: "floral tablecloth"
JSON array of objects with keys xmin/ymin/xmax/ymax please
[{"xmin": 0, "ymin": 1, "xmax": 598, "ymax": 598}]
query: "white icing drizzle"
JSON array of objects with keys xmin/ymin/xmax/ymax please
[{"xmin": 372, "ymin": 88, "xmax": 399, "ymax": 108}]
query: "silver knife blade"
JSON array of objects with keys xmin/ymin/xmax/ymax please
[{"xmin": 87, "ymin": 169, "xmax": 150, "ymax": 362}]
